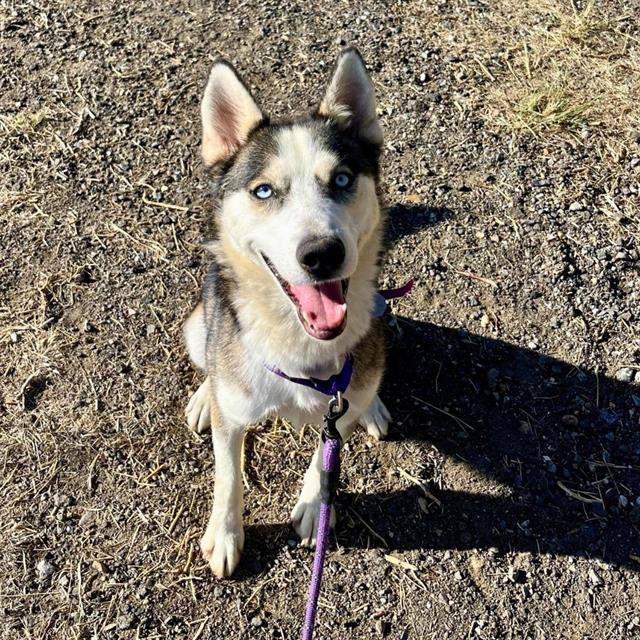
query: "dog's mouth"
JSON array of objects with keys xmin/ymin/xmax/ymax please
[{"xmin": 261, "ymin": 255, "xmax": 348, "ymax": 341}]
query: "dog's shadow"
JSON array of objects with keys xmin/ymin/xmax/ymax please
[
  {"xmin": 344, "ymin": 317, "xmax": 639, "ymax": 567},
  {"xmin": 239, "ymin": 316, "xmax": 639, "ymax": 578},
  {"xmin": 384, "ymin": 202, "xmax": 452, "ymax": 243}
]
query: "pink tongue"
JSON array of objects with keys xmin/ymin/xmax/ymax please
[{"xmin": 288, "ymin": 281, "xmax": 346, "ymax": 330}]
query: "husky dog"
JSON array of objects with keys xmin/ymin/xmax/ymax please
[{"xmin": 183, "ymin": 48, "xmax": 391, "ymax": 578}]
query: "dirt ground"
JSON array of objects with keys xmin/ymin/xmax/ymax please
[{"xmin": 2, "ymin": 1, "xmax": 640, "ymax": 638}]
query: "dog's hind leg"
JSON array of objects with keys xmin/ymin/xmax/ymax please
[
  {"xmin": 359, "ymin": 394, "xmax": 391, "ymax": 440},
  {"xmin": 184, "ymin": 303, "xmax": 212, "ymax": 433},
  {"xmin": 185, "ymin": 379, "xmax": 212, "ymax": 433},
  {"xmin": 183, "ymin": 302, "xmax": 207, "ymax": 370}
]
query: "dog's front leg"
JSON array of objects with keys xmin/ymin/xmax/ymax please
[
  {"xmin": 291, "ymin": 417, "xmax": 357, "ymax": 546},
  {"xmin": 200, "ymin": 419, "xmax": 245, "ymax": 578}
]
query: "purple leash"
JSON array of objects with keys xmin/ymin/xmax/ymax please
[
  {"xmin": 301, "ymin": 397, "xmax": 348, "ymax": 640},
  {"xmin": 265, "ymin": 358, "xmax": 353, "ymax": 640},
  {"xmin": 264, "ymin": 279, "xmax": 414, "ymax": 640}
]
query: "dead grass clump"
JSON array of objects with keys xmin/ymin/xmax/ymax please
[
  {"xmin": 511, "ymin": 88, "xmax": 589, "ymax": 134},
  {"xmin": 550, "ymin": 0, "xmax": 614, "ymax": 48},
  {"xmin": 0, "ymin": 107, "xmax": 53, "ymax": 137},
  {"xmin": 495, "ymin": 2, "xmax": 640, "ymax": 141}
]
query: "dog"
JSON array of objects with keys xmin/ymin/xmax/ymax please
[{"xmin": 183, "ymin": 48, "xmax": 392, "ymax": 578}]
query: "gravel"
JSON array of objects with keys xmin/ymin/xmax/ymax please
[{"xmin": 1, "ymin": 1, "xmax": 639, "ymax": 639}]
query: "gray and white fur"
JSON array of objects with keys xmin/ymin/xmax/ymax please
[{"xmin": 183, "ymin": 48, "xmax": 391, "ymax": 578}]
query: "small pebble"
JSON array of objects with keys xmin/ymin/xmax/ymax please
[
  {"xmin": 117, "ymin": 614, "xmax": 136, "ymax": 631},
  {"xmin": 615, "ymin": 367, "xmax": 635, "ymax": 383},
  {"xmin": 53, "ymin": 493, "xmax": 71, "ymax": 507},
  {"xmin": 592, "ymin": 502, "xmax": 607, "ymax": 517},
  {"xmin": 91, "ymin": 560, "xmax": 106, "ymax": 573},
  {"xmin": 599, "ymin": 408, "xmax": 619, "ymax": 425},
  {"xmin": 81, "ymin": 319, "xmax": 94, "ymax": 333},
  {"xmin": 532, "ymin": 178, "xmax": 550, "ymax": 187},
  {"xmin": 561, "ymin": 414, "xmax": 578, "ymax": 427},
  {"xmin": 79, "ymin": 511, "xmax": 95, "ymax": 527},
  {"xmin": 508, "ymin": 567, "xmax": 526, "ymax": 583},
  {"xmin": 588, "ymin": 568, "xmax": 602, "ymax": 586},
  {"xmin": 375, "ymin": 619, "xmax": 390, "ymax": 637},
  {"xmin": 250, "ymin": 615, "xmax": 263, "ymax": 628},
  {"xmin": 36, "ymin": 558, "xmax": 55, "ymax": 583}
]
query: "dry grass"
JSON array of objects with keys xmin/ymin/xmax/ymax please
[
  {"xmin": 406, "ymin": 0, "xmax": 640, "ymax": 144},
  {"xmin": 506, "ymin": 3, "xmax": 638, "ymax": 139},
  {"xmin": 548, "ymin": 0, "xmax": 614, "ymax": 45},
  {"xmin": 0, "ymin": 107, "xmax": 53, "ymax": 136},
  {"xmin": 501, "ymin": 2, "xmax": 639, "ymax": 138},
  {"xmin": 510, "ymin": 88, "xmax": 589, "ymax": 134}
]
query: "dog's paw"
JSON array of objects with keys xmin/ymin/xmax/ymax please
[
  {"xmin": 291, "ymin": 495, "xmax": 336, "ymax": 547},
  {"xmin": 185, "ymin": 381, "xmax": 211, "ymax": 434},
  {"xmin": 360, "ymin": 394, "xmax": 391, "ymax": 440},
  {"xmin": 200, "ymin": 518, "xmax": 244, "ymax": 578}
]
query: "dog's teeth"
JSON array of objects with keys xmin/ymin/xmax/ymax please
[
  {"xmin": 302, "ymin": 311, "xmax": 311, "ymax": 323},
  {"xmin": 341, "ymin": 303, "xmax": 347, "ymax": 310}
]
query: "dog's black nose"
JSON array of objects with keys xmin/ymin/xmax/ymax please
[{"xmin": 297, "ymin": 236, "xmax": 345, "ymax": 280}]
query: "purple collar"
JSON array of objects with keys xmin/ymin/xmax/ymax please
[
  {"xmin": 266, "ymin": 353, "xmax": 353, "ymax": 397},
  {"xmin": 379, "ymin": 278, "xmax": 414, "ymax": 301}
]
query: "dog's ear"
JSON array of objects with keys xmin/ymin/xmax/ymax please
[
  {"xmin": 318, "ymin": 48, "xmax": 382, "ymax": 146},
  {"xmin": 201, "ymin": 62, "xmax": 264, "ymax": 166}
]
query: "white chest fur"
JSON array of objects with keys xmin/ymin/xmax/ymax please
[{"xmin": 216, "ymin": 348, "xmax": 375, "ymax": 430}]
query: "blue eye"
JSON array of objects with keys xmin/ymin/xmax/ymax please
[
  {"xmin": 334, "ymin": 172, "xmax": 352, "ymax": 188},
  {"xmin": 253, "ymin": 184, "xmax": 273, "ymax": 199}
]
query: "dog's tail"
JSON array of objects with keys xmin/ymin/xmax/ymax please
[{"xmin": 183, "ymin": 303, "xmax": 207, "ymax": 370}]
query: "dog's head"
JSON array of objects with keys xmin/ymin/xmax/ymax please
[{"xmin": 201, "ymin": 49, "xmax": 383, "ymax": 343}]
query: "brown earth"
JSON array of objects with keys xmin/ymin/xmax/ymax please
[{"xmin": 1, "ymin": 1, "xmax": 640, "ymax": 639}]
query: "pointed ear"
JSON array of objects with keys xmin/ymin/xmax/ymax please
[
  {"xmin": 201, "ymin": 62, "xmax": 264, "ymax": 166},
  {"xmin": 318, "ymin": 48, "xmax": 382, "ymax": 147}
]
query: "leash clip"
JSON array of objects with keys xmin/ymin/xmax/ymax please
[
  {"xmin": 322, "ymin": 395, "xmax": 349, "ymax": 442},
  {"xmin": 332, "ymin": 391, "xmax": 344, "ymax": 414}
]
